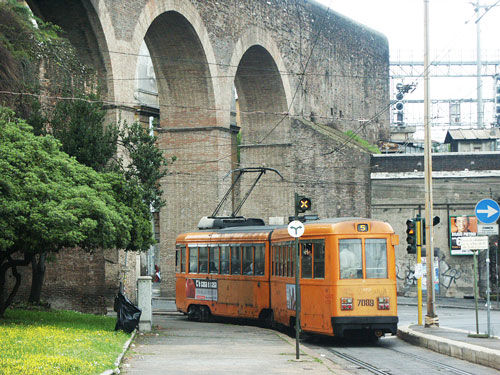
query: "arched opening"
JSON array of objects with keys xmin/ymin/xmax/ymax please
[
  {"xmin": 144, "ymin": 11, "xmax": 216, "ymax": 128},
  {"xmin": 232, "ymin": 45, "xmax": 290, "ymax": 220},
  {"xmin": 25, "ymin": 0, "xmax": 111, "ymax": 96},
  {"xmin": 234, "ymin": 45, "xmax": 289, "ymax": 147}
]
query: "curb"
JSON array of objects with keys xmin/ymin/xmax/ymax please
[
  {"xmin": 397, "ymin": 325, "xmax": 500, "ymax": 371},
  {"xmin": 100, "ymin": 330, "xmax": 137, "ymax": 375}
]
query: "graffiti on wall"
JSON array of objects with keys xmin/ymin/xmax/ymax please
[{"xmin": 396, "ymin": 258, "xmax": 473, "ymax": 295}]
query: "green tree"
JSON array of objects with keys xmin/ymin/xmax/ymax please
[{"xmin": 0, "ymin": 107, "xmax": 154, "ymax": 316}]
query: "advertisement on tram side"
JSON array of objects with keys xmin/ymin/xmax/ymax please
[{"xmin": 186, "ymin": 279, "xmax": 218, "ymax": 301}]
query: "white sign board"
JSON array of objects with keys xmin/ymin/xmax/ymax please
[
  {"xmin": 414, "ymin": 263, "xmax": 424, "ymax": 279},
  {"xmin": 478, "ymin": 224, "xmax": 499, "ymax": 235},
  {"xmin": 287, "ymin": 220, "xmax": 304, "ymax": 238},
  {"xmin": 459, "ymin": 236, "xmax": 489, "ymax": 250}
]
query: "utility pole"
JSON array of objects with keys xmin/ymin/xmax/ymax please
[
  {"xmin": 473, "ymin": 0, "xmax": 500, "ymax": 128},
  {"xmin": 476, "ymin": 0, "xmax": 484, "ymax": 129},
  {"xmin": 423, "ymin": 0, "xmax": 438, "ymax": 327}
]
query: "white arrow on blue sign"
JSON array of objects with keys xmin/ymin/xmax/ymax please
[{"xmin": 475, "ymin": 199, "xmax": 500, "ymax": 224}]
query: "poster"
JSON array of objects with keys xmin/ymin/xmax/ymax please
[
  {"xmin": 449, "ymin": 216, "xmax": 478, "ymax": 256},
  {"xmin": 421, "ymin": 257, "xmax": 439, "ymax": 293},
  {"xmin": 186, "ymin": 279, "xmax": 218, "ymax": 301},
  {"xmin": 286, "ymin": 284, "xmax": 296, "ymax": 311}
]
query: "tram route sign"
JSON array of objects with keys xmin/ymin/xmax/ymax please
[
  {"xmin": 288, "ymin": 220, "xmax": 304, "ymax": 238},
  {"xmin": 475, "ymin": 199, "xmax": 500, "ymax": 224}
]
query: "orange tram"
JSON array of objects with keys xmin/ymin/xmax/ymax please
[{"xmin": 175, "ymin": 217, "xmax": 399, "ymax": 338}]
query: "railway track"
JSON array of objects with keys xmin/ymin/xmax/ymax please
[{"xmin": 327, "ymin": 346, "xmax": 478, "ymax": 375}]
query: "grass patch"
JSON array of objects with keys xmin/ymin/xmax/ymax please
[
  {"xmin": 344, "ymin": 130, "xmax": 381, "ymax": 154},
  {"xmin": 0, "ymin": 308, "xmax": 131, "ymax": 375}
]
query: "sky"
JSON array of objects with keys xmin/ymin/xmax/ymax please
[
  {"xmin": 320, "ymin": 0, "xmax": 500, "ymax": 60},
  {"xmin": 317, "ymin": 0, "xmax": 500, "ymax": 140}
]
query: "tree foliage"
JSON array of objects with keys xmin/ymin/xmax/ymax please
[{"xmin": 0, "ymin": 107, "xmax": 154, "ymax": 315}]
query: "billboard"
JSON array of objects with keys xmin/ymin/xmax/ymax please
[{"xmin": 449, "ymin": 215, "xmax": 478, "ymax": 256}]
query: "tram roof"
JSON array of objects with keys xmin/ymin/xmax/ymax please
[{"xmin": 176, "ymin": 217, "xmax": 394, "ymax": 243}]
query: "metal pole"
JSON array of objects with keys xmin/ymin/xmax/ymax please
[
  {"xmin": 496, "ymin": 244, "xmax": 499, "ymax": 309},
  {"xmin": 473, "ymin": 250, "xmax": 480, "ymax": 335},
  {"xmin": 417, "ymin": 217, "xmax": 423, "ymax": 326},
  {"xmin": 476, "ymin": 1, "xmax": 484, "ymax": 129},
  {"xmin": 294, "ymin": 193, "xmax": 300, "ymax": 360},
  {"xmin": 486, "ymin": 246, "xmax": 491, "ymax": 337},
  {"xmin": 423, "ymin": 0, "xmax": 438, "ymax": 328}
]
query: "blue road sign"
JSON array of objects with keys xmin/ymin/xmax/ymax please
[{"xmin": 475, "ymin": 199, "xmax": 500, "ymax": 224}]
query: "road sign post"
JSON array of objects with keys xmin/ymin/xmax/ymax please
[
  {"xmin": 290, "ymin": 193, "xmax": 306, "ymax": 360},
  {"xmin": 474, "ymin": 199, "xmax": 499, "ymax": 338}
]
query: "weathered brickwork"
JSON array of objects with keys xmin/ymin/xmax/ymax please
[
  {"xmin": 23, "ymin": 0, "xmax": 389, "ymax": 303},
  {"xmin": 7, "ymin": 249, "xmax": 138, "ymax": 313}
]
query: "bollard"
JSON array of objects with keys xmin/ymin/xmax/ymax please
[{"xmin": 137, "ymin": 276, "xmax": 152, "ymax": 331}]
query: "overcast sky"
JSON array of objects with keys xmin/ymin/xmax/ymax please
[
  {"xmin": 316, "ymin": 1, "xmax": 500, "ymax": 138},
  {"xmin": 320, "ymin": 0, "xmax": 500, "ymax": 60}
]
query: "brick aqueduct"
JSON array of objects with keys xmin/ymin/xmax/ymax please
[{"xmin": 24, "ymin": 0, "xmax": 390, "ymax": 305}]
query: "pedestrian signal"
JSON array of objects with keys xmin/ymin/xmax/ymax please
[{"xmin": 406, "ymin": 219, "xmax": 416, "ymax": 254}]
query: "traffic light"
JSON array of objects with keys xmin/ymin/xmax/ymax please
[
  {"xmin": 421, "ymin": 216, "xmax": 440, "ymax": 245},
  {"xmin": 394, "ymin": 91, "xmax": 404, "ymax": 125},
  {"xmin": 406, "ymin": 219, "xmax": 416, "ymax": 254},
  {"xmin": 297, "ymin": 197, "xmax": 311, "ymax": 213}
]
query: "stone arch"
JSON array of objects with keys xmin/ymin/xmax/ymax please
[
  {"xmin": 25, "ymin": 0, "xmax": 115, "ymax": 100},
  {"xmin": 131, "ymin": 0, "xmax": 219, "ymax": 128},
  {"xmin": 229, "ymin": 28, "xmax": 292, "ymax": 147}
]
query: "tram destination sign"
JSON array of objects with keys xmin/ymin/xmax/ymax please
[{"xmin": 459, "ymin": 236, "xmax": 489, "ymax": 250}]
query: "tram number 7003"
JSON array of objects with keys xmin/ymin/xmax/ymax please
[{"xmin": 357, "ymin": 299, "xmax": 374, "ymax": 307}]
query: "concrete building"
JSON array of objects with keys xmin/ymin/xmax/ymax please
[{"xmin": 371, "ymin": 152, "xmax": 500, "ymax": 298}]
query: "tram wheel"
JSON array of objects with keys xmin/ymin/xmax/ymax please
[
  {"xmin": 199, "ymin": 305, "xmax": 211, "ymax": 322},
  {"xmin": 265, "ymin": 311, "xmax": 275, "ymax": 329},
  {"xmin": 187, "ymin": 305, "xmax": 201, "ymax": 321}
]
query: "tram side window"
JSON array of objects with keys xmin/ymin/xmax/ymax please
[
  {"xmin": 365, "ymin": 239, "xmax": 388, "ymax": 278},
  {"xmin": 282, "ymin": 244, "xmax": 288, "ymax": 277},
  {"xmin": 209, "ymin": 246, "xmax": 219, "ymax": 274},
  {"xmin": 255, "ymin": 245, "xmax": 265, "ymax": 275},
  {"xmin": 339, "ymin": 239, "xmax": 363, "ymax": 279},
  {"xmin": 279, "ymin": 245, "xmax": 283, "ymax": 277},
  {"xmin": 301, "ymin": 243, "xmax": 313, "ymax": 279},
  {"xmin": 231, "ymin": 246, "xmax": 241, "ymax": 275},
  {"xmin": 290, "ymin": 244, "xmax": 294, "ymax": 278},
  {"xmin": 220, "ymin": 245, "xmax": 229, "ymax": 274},
  {"xmin": 199, "ymin": 246, "xmax": 208, "ymax": 274},
  {"xmin": 175, "ymin": 248, "xmax": 180, "ymax": 273},
  {"xmin": 243, "ymin": 246, "xmax": 253, "ymax": 275},
  {"xmin": 189, "ymin": 246, "xmax": 198, "ymax": 273},
  {"xmin": 181, "ymin": 246, "xmax": 186, "ymax": 273},
  {"xmin": 273, "ymin": 245, "xmax": 278, "ymax": 276},
  {"xmin": 314, "ymin": 241, "xmax": 325, "ymax": 278}
]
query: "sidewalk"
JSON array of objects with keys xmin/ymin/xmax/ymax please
[
  {"xmin": 119, "ymin": 297, "xmax": 500, "ymax": 373},
  {"xmin": 121, "ymin": 302, "xmax": 353, "ymax": 375},
  {"xmin": 397, "ymin": 295, "xmax": 500, "ymax": 371}
]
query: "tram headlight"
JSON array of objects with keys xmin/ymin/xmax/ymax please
[
  {"xmin": 377, "ymin": 297, "xmax": 390, "ymax": 310},
  {"xmin": 340, "ymin": 297, "xmax": 353, "ymax": 310}
]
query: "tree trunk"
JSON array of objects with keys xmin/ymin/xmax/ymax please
[
  {"xmin": 28, "ymin": 252, "xmax": 46, "ymax": 304},
  {"xmin": 0, "ymin": 252, "xmax": 33, "ymax": 317}
]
